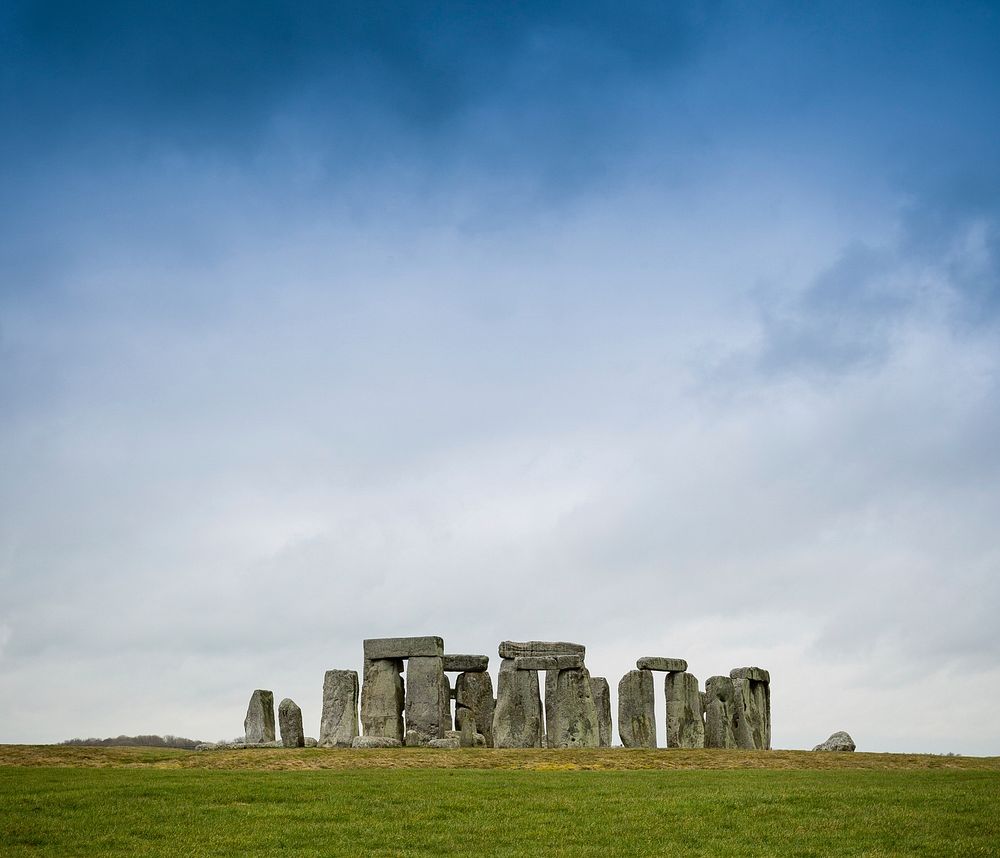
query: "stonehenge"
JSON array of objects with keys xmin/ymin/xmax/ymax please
[{"xmin": 225, "ymin": 635, "xmax": 772, "ymax": 755}]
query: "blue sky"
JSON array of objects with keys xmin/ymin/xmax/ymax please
[{"xmin": 1, "ymin": 2, "xmax": 999, "ymax": 752}]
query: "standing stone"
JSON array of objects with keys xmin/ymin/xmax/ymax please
[
  {"xmin": 319, "ymin": 669, "xmax": 359, "ymax": 748},
  {"xmin": 459, "ymin": 713, "xmax": 476, "ymax": 747},
  {"xmin": 704, "ymin": 675, "xmax": 738, "ymax": 749},
  {"xmin": 492, "ymin": 657, "xmax": 544, "ymax": 748},
  {"xmin": 618, "ymin": 669, "xmax": 656, "ymax": 748},
  {"xmin": 440, "ymin": 672, "xmax": 453, "ymax": 733},
  {"xmin": 664, "ymin": 672, "xmax": 705, "ymax": 749},
  {"xmin": 278, "ymin": 698, "xmax": 305, "ymax": 748},
  {"xmin": 405, "ymin": 655, "xmax": 447, "ymax": 741},
  {"xmin": 360, "ymin": 658, "xmax": 404, "ymax": 741},
  {"xmin": 731, "ymin": 667, "xmax": 771, "ymax": 750},
  {"xmin": 550, "ymin": 667, "xmax": 600, "ymax": 748},
  {"xmin": 590, "ymin": 676, "xmax": 612, "ymax": 747},
  {"xmin": 544, "ymin": 670, "xmax": 558, "ymax": 747},
  {"xmin": 244, "ymin": 689, "xmax": 275, "ymax": 744},
  {"xmin": 456, "ymin": 670, "xmax": 495, "ymax": 748}
]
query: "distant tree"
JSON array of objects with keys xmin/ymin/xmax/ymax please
[{"xmin": 59, "ymin": 734, "xmax": 203, "ymax": 750}]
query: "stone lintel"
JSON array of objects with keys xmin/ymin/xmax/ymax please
[
  {"xmin": 363, "ymin": 636, "xmax": 444, "ymax": 660},
  {"xmin": 636, "ymin": 657, "xmax": 688, "ymax": 672},
  {"xmin": 498, "ymin": 640, "xmax": 585, "ymax": 659},
  {"xmin": 442, "ymin": 654, "xmax": 489, "ymax": 672},
  {"xmin": 514, "ymin": 654, "xmax": 584, "ymax": 671},
  {"xmin": 730, "ymin": 666, "xmax": 770, "ymax": 683}
]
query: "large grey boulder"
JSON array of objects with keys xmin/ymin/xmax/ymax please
[
  {"xmin": 637, "ymin": 657, "xmax": 688, "ymax": 672},
  {"xmin": 278, "ymin": 698, "xmax": 305, "ymax": 748},
  {"xmin": 304, "ymin": 737, "xmax": 318, "ymax": 748},
  {"xmin": 352, "ymin": 735, "xmax": 402, "ymax": 749},
  {"xmin": 704, "ymin": 675, "xmax": 738, "ymax": 749},
  {"xmin": 455, "ymin": 670, "xmax": 495, "ymax": 747},
  {"xmin": 364, "ymin": 636, "xmax": 444, "ymax": 660},
  {"xmin": 618, "ymin": 669, "xmax": 656, "ymax": 748},
  {"xmin": 426, "ymin": 737, "xmax": 461, "ymax": 749},
  {"xmin": 549, "ymin": 667, "xmax": 600, "ymax": 748},
  {"xmin": 442, "ymin": 655, "xmax": 489, "ymax": 672},
  {"xmin": 813, "ymin": 731, "xmax": 855, "ymax": 752},
  {"xmin": 515, "ymin": 654, "xmax": 584, "ymax": 671},
  {"xmin": 664, "ymin": 672, "xmax": 705, "ymax": 748},
  {"xmin": 590, "ymin": 676, "xmax": 612, "ymax": 747},
  {"xmin": 244, "ymin": 690, "xmax": 276, "ymax": 744},
  {"xmin": 731, "ymin": 667, "xmax": 771, "ymax": 750},
  {"xmin": 498, "ymin": 641, "xmax": 585, "ymax": 659},
  {"xmin": 360, "ymin": 657, "xmax": 405, "ymax": 741},
  {"xmin": 319, "ymin": 669, "xmax": 359, "ymax": 748},
  {"xmin": 404, "ymin": 655, "xmax": 447, "ymax": 742},
  {"xmin": 492, "ymin": 657, "xmax": 544, "ymax": 748}
]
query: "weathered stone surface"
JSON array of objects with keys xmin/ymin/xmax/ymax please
[
  {"xmin": 459, "ymin": 714, "xmax": 476, "ymax": 747},
  {"xmin": 664, "ymin": 672, "xmax": 705, "ymax": 749},
  {"xmin": 363, "ymin": 636, "xmax": 444, "ymax": 660},
  {"xmin": 244, "ymin": 690, "xmax": 275, "ymax": 744},
  {"xmin": 544, "ymin": 669, "xmax": 558, "ymax": 748},
  {"xmin": 304, "ymin": 737, "xmax": 317, "ymax": 748},
  {"xmin": 498, "ymin": 641, "xmax": 585, "ymax": 659},
  {"xmin": 405, "ymin": 655, "xmax": 447, "ymax": 741},
  {"xmin": 278, "ymin": 698, "xmax": 305, "ymax": 748},
  {"xmin": 731, "ymin": 666, "xmax": 770, "ymax": 684},
  {"xmin": 590, "ymin": 676, "xmax": 612, "ymax": 747},
  {"xmin": 352, "ymin": 735, "xmax": 401, "ymax": 748},
  {"xmin": 440, "ymin": 672, "xmax": 453, "ymax": 733},
  {"xmin": 446, "ymin": 728, "xmax": 486, "ymax": 747},
  {"xmin": 514, "ymin": 654, "xmax": 584, "ymax": 671},
  {"xmin": 704, "ymin": 676, "xmax": 738, "ymax": 749},
  {"xmin": 427, "ymin": 737, "xmax": 461, "ymax": 749},
  {"xmin": 637, "ymin": 657, "xmax": 688, "ymax": 672},
  {"xmin": 442, "ymin": 655, "xmax": 489, "ymax": 672},
  {"xmin": 404, "ymin": 729, "xmax": 424, "ymax": 747},
  {"xmin": 618, "ymin": 669, "xmax": 656, "ymax": 748},
  {"xmin": 732, "ymin": 667, "xmax": 771, "ymax": 750},
  {"xmin": 360, "ymin": 658, "xmax": 404, "ymax": 741},
  {"xmin": 456, "ymin": 670, "xmax": 495, "ymax": 748},
  {"xmin": 492, "ymin": 657, "xmax": 544, "ymax": 748},
  {"xmin": 319, "ymin": 669, "xmax": 359, "ymax": 748},
  {"xmin": 813, "ymin": 731, "xmax": 855, "ymax": 752},
  {"xmin": 549, "ymin": 667, "xmax": 600, "ymax": 748}
]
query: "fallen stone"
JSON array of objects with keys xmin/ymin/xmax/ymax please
[
  {"xmin": 637, "ymin": 657, "xmax": 688, "ymax": 672},
  {"xmin": 730, "ymin": 666, "xmax": 770, "ymax": 684},
  {"xmin": 498, "ymin": 641, "xmax": 585, "ymax": 659},
  {"xmin": 704, "ymin": 676, "xmax": 738, "ymax": 749},
  {"xmin": 426, "ymin": 737, "xmax": 461, "ymax": 749},
  {"xmin": 664, "ymin": 672, "xmax": 705, "ymax": 749},
  {"xmin": 456, "ymin": 670, "xmax": 495, "ymax": 748},
  {"xmin": 442, "ymin": 655, "xmax": 489, "ymax": 672},
  {"xmin": 405, "ymin": 655, "xmax": 447, "ymax": 741},
  {"xmin": 404, "ymin": 729, "xmax": 424, "ymax": 747},
  {"xmin": 319, "ymin": 669, "xmax": 359, "ymax": 748},
  {"xmin": 492, "ymin": 657, "xmax": 544, "ymax": 748},
  {"xmin": 304, "ymin": 737, "xmax": 317, "ymax": 748},
  {"xmin": 351, "ymin": 735, "xmax": 402, "ymax": 749},
  {"xmin": 363, "ymin": 636, "xmax": 444, "ymax": 660},
  {"xmin": 590, "ymin": 676, "xmax": 612, "ymax": 747},
  {"xmin": 360, "ymin": 658, "xmax": 405, "ymax": 741},
  {"xmin": 259, "ymin": 740, "xmax": 284, "ymax": 748},
  {"xmin": 278, "ymin": 698, "xmax": 305, "ymax": 748},
  {"xmin": 618, "ymin": 669, "xmax": 656, "ymax": 748},
  {"xmin": 244, "ymin": 689, "xmax": 276, "ymax": 744},
  {"xmin": 813, "ymin": 731, "xmax": 856, "ymax": 752},
  {"xmin": 514, "ymin": 654, "xmax": 584, "ymax": 671},
  {"xmin": 549, "ymin": 667, "xmax": 600, "ymax": 748}
]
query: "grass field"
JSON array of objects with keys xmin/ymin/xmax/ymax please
[{"xmin": 2, "ymin": 746, "xmax": 998, "ymax": 856}]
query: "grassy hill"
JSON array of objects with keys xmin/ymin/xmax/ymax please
[{"xmin": 2, "ymin": 746, "xmax": 998, "ymax": 856}]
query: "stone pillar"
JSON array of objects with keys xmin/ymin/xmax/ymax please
[
  {"xmin": 244, "ymin": 689, "xmax": 275, "ymax": 744},
  {"xmin": 319, "ymin": 669, "xmax": 359, "ymax": 748},
  {"xmin": 544, "ymin": 670, "xmax": 558, "ymax": 748},
  {"xmin": 492, "ymin": 658, "xmax": 544, "ymax": 748},
  {"xmin": 549, "ymin": 666, "xmax": 600, "ymax": 748},
  {"xmin": 664, "ymin": 671, "xmax": 705, "ymax": 748},
  {"xmin": 440, "ymin": 672, "xmax": 453, "ymax": 733},
  {"xmin": 704, "ymin": 675, "xmax": 738, "ymax": 748},
  {"xmin": 405, "ymin": 655, "xmax": 447, "ymax": 742},
  {"xmin": 360, "ymin": 657, "xmax": 404, "ymax": 741},
  {"xmin": 590, "ymin": 676, "xmax": 612, "ymax": 747},
  {"xmin": 617, "ymin": 669, "xmax": 656, "ymax": 748},
  {"xmin": 278, "ymin": 698, "xmax": 305, "ymax": 748},
  {"xmin": 731, "ymin": 667, "xmax": 771, "ymax": 750},
  {"xmin": 455, "ymin": 670, "xmax": 495, "ymax": 747}
]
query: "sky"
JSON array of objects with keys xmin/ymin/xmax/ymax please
[{"xmin": 1, "ymin": 1, "xmax": 999, "ymax": 753}]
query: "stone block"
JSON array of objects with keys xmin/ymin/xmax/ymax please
[
  {"xmin": 319, "ymin": 669, "xmax": 359, "ymax": 748},
  {"xmin": 442, "ymin": 655, "xmax": 489, "ymax": 672},
  {"xmin": 456, "ymin": 670, "xmax": 495, "ymax": 748},
  {"xmin": 618, "ymin": 669, "xmax": 656, "ymax": 748},
  {"xmin": 514, "ymin": 654, "xmax": 584, "ymax": 671},
  {"xmin": 590, "ymin": 676, "xmax": 612, "ymax": 747},
  {"xmin": 549, "ymin": 667, "xmax": 600, "ymax": 748},
  {"xmin": 637, "ymin": 657, "xmax": 688, "ymax": 672},
  {"xmin": 363, "ymin": 636, "xmax": 444, "ymax": 660},
  {"xmin": 360, "ymin": 658, "xmax": 404, "ymax": 741},
  {"xmin": 730, "ymin": 666, "xmax": 770, "ymax": 684},
  {"xmin": 732, "ymin": 668, "xmax": 771, "ymax": 750},
  {"xmin": 352, "ymin": 735, "xmax": 401, "ymax": 749},
  {"xmin": 498, "ymin": 640, "xmax": 585, "ymax": 659},
  {"xmin": 704, "ymin": 675, "xmax": 738, "ymax": 749},
  {"xmin": 405, "ymin": 655, "xmax": 447, "ymax": 741},
  {"xmin": 664, "ymin": 672, "xmax": 705, "ymax": 749},
  {"xmin": 492, "ymin": 658, "xmax": 544, "ymax": 748},
  {"xmin": 278, "ymin": 698, "xmax": 305, "ymax": 748},
  {"xmin": 244, "ymin": 689, "xmax": 275, "ymax": 744}
]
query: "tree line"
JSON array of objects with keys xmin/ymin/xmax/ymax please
[{"xmin": 59, "ymin": 734, "xmax": 204, "ymax": 750}]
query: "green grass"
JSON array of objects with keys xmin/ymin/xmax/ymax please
[{"xmin": 2, "ymin": 748, "xmax": 998, "ymax": 856}]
